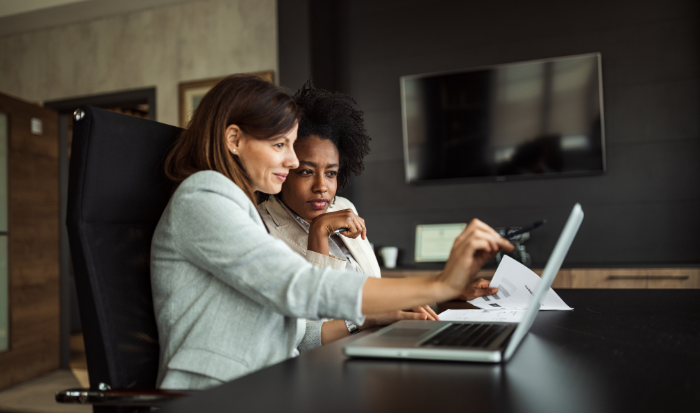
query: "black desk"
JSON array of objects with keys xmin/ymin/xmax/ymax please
[{"xmin": 162, "ymin": 290, "xmax": 700, "ymax": 413}]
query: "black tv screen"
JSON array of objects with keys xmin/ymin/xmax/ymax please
[{"xmin": 401, "ymin": 53, "xmax": 606, "ymax": 183}]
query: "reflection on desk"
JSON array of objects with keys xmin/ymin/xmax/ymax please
[{"xmin": 161, "ymin": 290, "xmax": 700, "ymax": 413}]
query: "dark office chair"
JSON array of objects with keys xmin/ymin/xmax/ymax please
[{"xmin": 57, "ymin": 106, "xmax": 192, "ymax": 411}]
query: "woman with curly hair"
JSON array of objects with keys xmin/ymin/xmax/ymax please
[{"xmin": 257, "ymin": 81, "xmax": 501, "ymax": 346}]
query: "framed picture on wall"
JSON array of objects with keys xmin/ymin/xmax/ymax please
[{"xmin": 178, "ymin": 70, "xmax": 274, "ymax": 127}]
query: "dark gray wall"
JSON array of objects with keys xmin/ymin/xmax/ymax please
[
  {"xmin": 279, "ymin": 0, "xmax": 700, "ymax": 268},
  {"xmin": 278, "ymin": 0, "xmax": 311, "ymax": 91}
]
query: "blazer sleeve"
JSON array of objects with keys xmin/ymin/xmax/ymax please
[
  {"xmin": 168, "ymin": 177, "xmax": 368, "ymax": 323},
  {"xmin": 298, "ymin": 320, "xmax": 325, "ymax": 353}
]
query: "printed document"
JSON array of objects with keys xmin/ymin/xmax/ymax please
[
  {"xmin": 468, "ymin": 255, "xmax": 572, "ymax": 310},
  {"xmin": 439, "ymin": 309, "xmax": 526, "ymax": 323}
]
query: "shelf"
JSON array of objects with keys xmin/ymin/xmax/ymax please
[{"xmin": 381, "ymin": 268, "xmax": 700, "ymax": 289}]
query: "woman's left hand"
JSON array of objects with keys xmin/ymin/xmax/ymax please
[
  {"xmin": 411, "ymin": 305, "xmax": 440, "ymax": 321},
  {"xmin": 457, "ymin": 278, "xmax": 498, "ymax": 301},
  {"xmin": 360, "ymin": 305, "xmax": 439, "ymax": 329}
]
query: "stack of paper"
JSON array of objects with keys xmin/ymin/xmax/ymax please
[
  {"xmin": 439, "ymin": 255, "xmax": 572, "ymax": 323},
  {"xmin": 439, "ymin": 308, "xmax": 526, "ymax": 323},
  {"xmin": 468, "ymin": 255, "xmax": 572, "ymax": 310}
]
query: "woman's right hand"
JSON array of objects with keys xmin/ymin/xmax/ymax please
[
  {"xmin": 438, "ymin": 219, "xmax": 514, "ymax": 300},
  {"xmin": 309, "ymin": 209, "xmax": 366, "ymax": 239},
  {"xmin": 361, "ymin": 218, "xmax": 513, "ymax": 315},
  {"xmin": 307, "ymin": 209, "xmax": 366, "ymax": 256}
]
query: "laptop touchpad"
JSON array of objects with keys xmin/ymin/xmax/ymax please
[{"xmin": 382, "ymin": 328, "xmax": 431, "ymax": 338}]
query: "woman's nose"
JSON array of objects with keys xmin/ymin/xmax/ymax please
[
  {"xmin": 285, "ymin": 148, "xmax": 299, "ymax": 170},
  {"xmin": 312, "ymin": 176, "xmax": 327, "ymax": 194}
]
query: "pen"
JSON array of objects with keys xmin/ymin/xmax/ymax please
[
  {"xmin": 503, "ymin": 220, "xmax": 546, "ymax": 240},
  {"xmin": 333, "ymin": 228, "xmax": 349, "ymax": 234}
]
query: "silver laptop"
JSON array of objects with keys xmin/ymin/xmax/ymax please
[{"xmin": 344, "ymin": 204, "xmax": 584, "ymax": 363}]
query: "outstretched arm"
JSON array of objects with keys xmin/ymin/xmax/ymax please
[{"xmin": 360, "ymin": 219, "xmax": 513, "ymax": 314}]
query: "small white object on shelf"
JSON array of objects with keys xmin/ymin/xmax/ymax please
[{"xmin": 379, "ymin": 246, "xmax": 398, "ymax": 269}]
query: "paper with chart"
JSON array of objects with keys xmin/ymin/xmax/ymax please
[
  {"xmin": 468, "ymin": 255, "xmax": 572, "ymax": 310},
  {"xmin": 439, "ymin": 309, "xmax": 526, "ymax": 323}
]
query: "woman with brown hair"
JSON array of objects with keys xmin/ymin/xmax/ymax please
[{"xmin": 150, "ymin": 74, "xmax": 513, "ymax": 389}]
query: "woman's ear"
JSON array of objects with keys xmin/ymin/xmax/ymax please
[{"xmin": 225, "ymin": 125, "xmax": 242, "ymax": 155}]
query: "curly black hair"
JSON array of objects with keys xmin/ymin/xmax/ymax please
[{"xmin": 293, "ymin": 80, "xmax": 371, "ymax": 192}]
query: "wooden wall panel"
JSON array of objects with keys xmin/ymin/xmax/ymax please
[{"xmin": 0, "ymin": 92, "xmax": 59, "ymax": 390}]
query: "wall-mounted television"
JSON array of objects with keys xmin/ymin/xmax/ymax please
[{"xmin": 401, "ymin": 53, "xmax": 606, "ymax": 183}]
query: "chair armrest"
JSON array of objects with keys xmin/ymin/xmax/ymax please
[{"xmin": 56, "ymin": 388, "xmax": 196, "ymax": 406}]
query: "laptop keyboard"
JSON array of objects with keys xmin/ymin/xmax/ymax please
[{"xmin": 422, "ymin": 323, "xmax": 507, "ymax": 348}]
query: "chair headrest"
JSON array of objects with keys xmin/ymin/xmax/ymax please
[{"xmin": 69, "ymin": 106, "xmax": 182, "ymax": 223}]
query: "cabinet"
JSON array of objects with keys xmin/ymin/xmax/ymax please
[
  {"xmin": 565, "ymin": 268, "xmax": 700, "ymax": 289},
  {"xmin": 381, "ymin": 268, "xmax": 700, "ymax": 289}
]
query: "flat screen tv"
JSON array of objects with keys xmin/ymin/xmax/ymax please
[{"xmin": 401, "ymin": 53, "xmax": 605, "ymax": 183}]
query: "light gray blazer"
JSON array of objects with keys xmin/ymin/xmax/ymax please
[{"xmin": 150, "ymin": 171, "xmax": 368, "ymax": 389}]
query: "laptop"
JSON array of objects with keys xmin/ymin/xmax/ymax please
[{"xmin": 344, "ymin": 203, "xmax": 584, "ymax": 363}]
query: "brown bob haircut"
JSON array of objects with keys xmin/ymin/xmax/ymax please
[{"xmin": 164, "ymin": 74, "xmax": 301, "ymax": 202}]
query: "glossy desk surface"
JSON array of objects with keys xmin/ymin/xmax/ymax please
[{"xmin": 161, "ymin": 290, "xmax": 700, "ymax": 413}]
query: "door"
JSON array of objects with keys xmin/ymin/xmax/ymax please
[{"xmin": 0, "ymin": 92, "xmax": 59, "ymax": 390}]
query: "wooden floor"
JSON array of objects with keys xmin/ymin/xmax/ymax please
[{"xmin": 0, "ymin": 333, "xmax": 89, "ymax": 413}]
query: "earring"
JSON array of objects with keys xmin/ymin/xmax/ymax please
[{"xmin": 232, "ymin": 148, "xmax": 237, "ymax": 153}]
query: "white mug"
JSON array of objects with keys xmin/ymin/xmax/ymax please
[{"xmin": 379, "ymin": 246, "xmax": 399, "ymax": 269}]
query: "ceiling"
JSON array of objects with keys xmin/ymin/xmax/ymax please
[
  {"xmin": 0, "ymin": 0, "xmax": 199, "ymax": 37},
  {"xmin": 0, "ymin": 0, "xmax": 91, "ymax": 19}
]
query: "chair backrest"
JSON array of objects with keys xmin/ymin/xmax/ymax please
[{"xmin": 67, "ymin": 106, "xmax": 182, "ymax": 391}]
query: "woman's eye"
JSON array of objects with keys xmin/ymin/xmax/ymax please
[
  {"xmin": 274, "ymin": 143, "xmax": 284, "ymax": 149},
  {"xmin": 299, "ymin": 169, "xmax": 313, "ymax": 175},
  {"xmin": 328, "ymin": 171, "xmax": 338, "ymax": 177}
]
